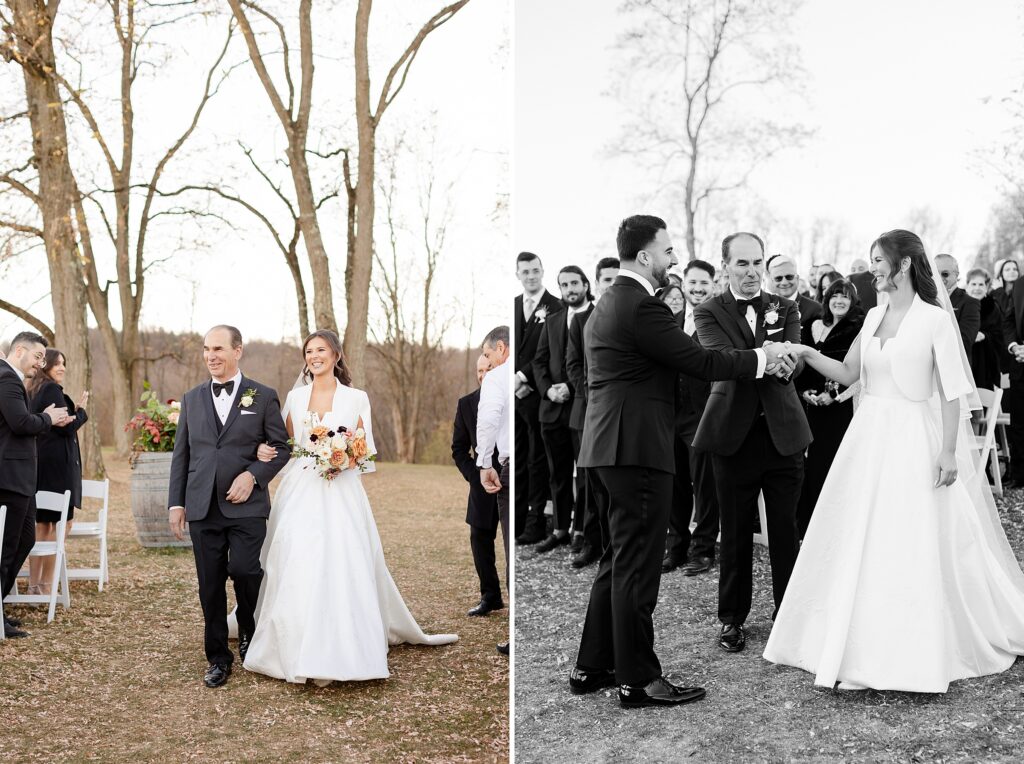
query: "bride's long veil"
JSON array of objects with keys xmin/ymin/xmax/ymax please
[{"xmin": 929, "ymin": 253, "xmax": 1024, "ymax": 593}]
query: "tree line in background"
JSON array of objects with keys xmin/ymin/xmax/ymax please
[{"xmin": 0, "ymin": 0, "xmax": 479, "ymax": 476}]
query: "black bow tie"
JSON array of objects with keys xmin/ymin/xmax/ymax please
[
  {"xmin": 736, "ymin": 297, "xmax": 762, "ymax": 313},
  {"xmin": 212, "ymin": 380, "xmax": 235, "ymax": 396}
]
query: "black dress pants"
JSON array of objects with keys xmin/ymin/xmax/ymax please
[
  {"xmin": 188, "ymin": 498, "xmax": 266, "ymax": 665},
  {"xmin": 540, "ymin": 418, "xmax": 575, "ymax": 533},
  {"xmin": 514, "ymin": 395, "xmax": 549, "ymax": 536},
  {"xmin": 713, "ymin": 417, "xmax": 802, "ymax": 626},
  {"xmin": 665, "ymin": 430, "xmax": 719, "ymax": 561},
  {"xmin": 570, "ymin": 428, "xmax": 602, "ymax": 550},
  {"xmin": 0, "ymin": 490, "xmax": 35, "ymax": 599},
  {"xmin": 576, "ymin": 466, "xmax": 673, "ymax": 686},
  {"xmin": 469, "ymin": 523, "xmax": 502, "ymax": 603},
  {"xmin": 1007, "ymin": 376, "xmax": 1024, "ymax": 482}
]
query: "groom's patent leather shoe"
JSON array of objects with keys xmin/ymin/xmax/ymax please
[
  {"xmin": 468, "ymin": 598, "xmax": 505, "ymax": 617},
  {"xmin": 719, "ymin": 623, "xmax": 746, "ymax": 653},
  {"xmin": 203, "ymin": 663, "xmax": 232, "ymax": 688},
  {"xmin": 569, "ymin": 665, "xmax": 617, "ymax": 695},
  {"xmin": 618, "ymin": 676, "xmax": 706, "ymax": 708},
  {"xmin": 238, "ymin": 631, "xmax": 252, "ymax": 663}
]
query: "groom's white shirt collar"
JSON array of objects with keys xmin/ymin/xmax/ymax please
[{"xmin": 618, "ymin": 269, "xmax": 656, "ymax": 297}]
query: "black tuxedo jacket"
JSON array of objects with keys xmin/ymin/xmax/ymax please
[
  {"xmin": 1002, "ymin": 285, "xmax": 1024, "ymax": 381},
  {"xmin": 168, "ymin": 375, "xmax": 290, "ymax": 521},
  {"xmin": 948, "ymin": 287, "xmax": 981, "ymax": 357},
  {"xmin": 451, "ymin": 388, "xmax": 499, "ymax": 528},
  {"xmin": 796, "ymin": 294, "xmax": 823, "ymax": 329},
  {"xmin": 533, "ymin": 306, "xmax": 578, "ymax": 425},
  {"xmin": 565, "ymin": 304, "xmax": 595, "ymax": 431},
  {"xmin": 692, "ymin": 291, "xmax": 811, "ymax": 457},
  {"xmin": 30, "ymin": 381, "xmax": 88, "ymax": 508},
  {"xmin": 514, "ymin": 290, "xmax": 562, "ymax": 390},
  {"xmin": 674, "ymin": 309, "xmax": 712, "ymax": 438},
  {"xmin": 0, "ymin": 361, "xmax": 51, "ymax": 496},
  {"xmin": 849, "ymin": 270, "xmax": 878, "ymax": 311},
  {"xmin": 577, "ymin": 276, "xmax": 759, "ymax": 474}
]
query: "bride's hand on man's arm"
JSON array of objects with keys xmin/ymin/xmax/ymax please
[{"xmin": 257, "ymin": 443, "xmax": 278, "ymax": 462}]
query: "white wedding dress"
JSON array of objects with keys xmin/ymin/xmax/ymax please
[
  {"xmin": 240, "ymin": 381, "xmax": 457, "ymax": 686},
  {"xmin": 764, "ymin": 299, "xmax": 1024, "ymax": 692}
]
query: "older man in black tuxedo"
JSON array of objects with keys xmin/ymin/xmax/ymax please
[
  {"xmin": 693, "ymin": 233, "xmax": 811, "ymax": 655},
  {"xmin": 935, "ymin": 253, "xmax": 980, "ymax": 357},
  {"xmin": 452, "ymin": 355, "xmax": 504, "ymax": 617},
  {"xmin": 570, "ymin": 215, "xmax": 792, "ymax": 709},
  {"xmin": 514, "ymin": 252, "xmax": 562, "ymax": 544},
  {"xmin": 0, "ymin": 332, "xmax": 69, "ymax": 638}
]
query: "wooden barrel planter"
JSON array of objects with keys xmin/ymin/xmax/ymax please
[{"xmin": 130, "ymin": 452, "xmax": 191, "ymax": 548}]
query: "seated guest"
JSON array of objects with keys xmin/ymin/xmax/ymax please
[
  {"xmin": 966, "ymin": 268, "xmax": 1004, "ymax": 391},
  {"xmin": 657, "ymin": 283, "xmax": 686, "ymax": 315},
  {"xmin": 992, "ymin": 259, "xmax": 1019, "ymax": 318},
  {"xmin": 26, "ymin": 348, "xmax": 89, "ymax": 595},
  {"xmin": 935, "ymin": 254, "xmax": 981, "ymax": 356},
  {"xmin": 768, "ymin": 255, "xmax": 821, "ymax": 330},
  {"xmin": 795, "ymin": 279, "xmax": 863, "ymax": 539}
]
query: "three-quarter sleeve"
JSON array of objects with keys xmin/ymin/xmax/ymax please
[
  {"xmin": 357, "ymin": 390, "xmax": 377, "ymax": 473},
  {"xmin": 932, "ymin": 310, "xmax": 974, "ymax": 401}
]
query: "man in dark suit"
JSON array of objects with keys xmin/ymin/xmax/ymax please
[
  {"xmin": 0, "ymin": 331, "xmax": 68, "ymax": 638},
  {"xmin": 514, "ymin": 252, "xmax": 562, "ymax": 544},
  {"xmin": 663, "ymin": 260, "xmax": 721, "ymax": 577},
  {"xmin": 848, "ymin": 268, "xmax": 879, "ymax": 311},
  {"xmin": 1002, "ymin": 284, "xmax": 1024, "ymax": 488},
  {"xmin": 767, "ymin": 254, "xmax": 821, "ymax": 330},
  {"xmin": 935, "ymin": 253, "xmax": 981, "ymax": 356},
  {"xmin": 693, "ymin": 232, "xmax": 811, "ymax": 655},
  {"xmin": 571, "ymin": 215, "xmax": 792, "ymax": 708},
  {"xmin": 168, "ymin": 325, "xmax": 290, "ymax": 687},
  {"xmin": 451, "ymin": 354, "xmax": 504, "ymax": 616},
  {"xmin": 532, "ymin": 265, "xmax": 592, "ymax": 554}
]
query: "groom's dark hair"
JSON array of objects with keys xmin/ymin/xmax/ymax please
[
  {"xmin": 616, "ymin": 215, "xmax": 667, "ymax": 262},
  {"xmin": 721, "ymin": 232, "xmax": 765, "ymax": 263}
]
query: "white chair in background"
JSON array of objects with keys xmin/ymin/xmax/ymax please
[
  {"xmin": 976, "ymin": 387, "xmax": 1007, "ymax": 497},
  {"xmin": 67, "ymin": 478, "xmax": 110, "ymax": 590},
  {"xmin": 4, "ymin": 489, "xmax": 72, "ymax": 623}
]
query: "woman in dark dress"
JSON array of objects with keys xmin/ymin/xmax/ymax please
[
  {"xmin": 26, "ymin": 349, "xmax": 89, "ymax": 594},
  {"xmin": 795, "ymin": 278, "xmax": 863, "ymax": 539},
  {"xmin": 966, "ymin": 267, "xmax": 1004, "ymax": 391},
  {"xmin": 991, "ymin": 259, "xmax": 1019, "ymax": 319}
]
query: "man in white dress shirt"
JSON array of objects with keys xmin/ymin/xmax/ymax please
[{"xmin": 477, "ymin": 325, "xmax": 511, "ymax": 655}]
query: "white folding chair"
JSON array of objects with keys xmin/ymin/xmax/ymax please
[
  {"xmin": 0, "ymin": 504, "xmax": 6, "ymax": 641},
  {"xmin": 974, "ymin": 388, "xmax": 1006, "ymax": 497},
  {"xmin": 67, "ymin": 478, "xmax": 110, "ymax": 590},
  {"xmin": 4, "ymin": 490, "xmax": 72, "ymax": 623}
]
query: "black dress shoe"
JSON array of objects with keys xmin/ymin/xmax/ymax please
[
  {"xmin": 568, "ymin": 665, "xmax": 617, "ymax": 695},
  {"xmin": 468, "ymin": 598, "xmax": 505, "ymax": 617},
  {"xmin": 536, "ymin": 532, "xmax": 570, "ymax": 553},
  {"xmin": 719, "ymin": 623, "xmax": 746, "ymax": 653},
  {"xmin": 3, "ymin": 622, "xmax": 29, "ymax": 639},
  {"xmin": 570, "ymin": 534, "xmax": 584, "ymax": 554},
  {"xmin": 203, "ymin": 663, "xmax": 232, "ymax": 688},
  {"xmin": 497, "ymin": 642, "xmax": 509, "ymax": 655},
  {"xmin": 515, "ymin": 528, "xmax": 545, "ymax": 546},
  {"xmin": 571, "ymin": 543, "xmax": 600, "ymax": 569},
  {"xmin": 239, "ymin": 632, "xmax": 252, "ymax": 663},
  {"xmin": 680, "ymin": 556, "xmax": 713, "ymax": 576},
  {"xmin": 661, "ymin": 554, "xmax": 686, "ymax": 573},
  {"xmin": 618, "ymin": 676, "xmax": 706, "ymax": 708},
  {"xmin": 4, "ymin": 615, "xmax": 22, "ymax": 628}
]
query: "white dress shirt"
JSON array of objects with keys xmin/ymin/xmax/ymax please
[
  {"xmin": 211, "ymin": 370, "xmax": 243, "ymax": 426},
  {"xmin": 725, "ymin": 289, "xmax": 768, "ymax": 378},
  {"xmin": 567, "ymin": 301, "xmax": 592, "ymax": 329},
  {"xmin": 477, "ymin": 361, "xmax": 510, "ymax": 466},
  {"xmin": 617, "ymin": 268, "xmax": 656, "ymax": 296},
  {"xmin": 1, "ymin": 358, "xmax": 25, "ymax": 382}
]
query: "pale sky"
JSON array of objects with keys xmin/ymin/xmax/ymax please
[
  {"xmin": 514, "ymin": 0, "xmax": 1024, "ymax": 292},
  {"xmin": 0, "ymin": 0, "xmax": 511, "ymax": 350}
]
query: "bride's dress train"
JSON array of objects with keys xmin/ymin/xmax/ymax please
[{"xmin": 236, "ymin": 382, "xmax": 457, "ymax": 685}]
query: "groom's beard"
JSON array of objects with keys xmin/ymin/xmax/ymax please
[{"xmin": 652, "ymin": 266, "xmax": 671, "ymax": 289}]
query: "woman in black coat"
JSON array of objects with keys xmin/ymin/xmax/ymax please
[
  {"xmin": 965, "ymin": 267, "xmax": 1005, "ymax": 391},
  {"xmin": 26, "ymin": 349, "xmax": 89, "ymax": 595},
  {"xmin": 990, "ymin": 259, "xmax": 1019, "ymax": 319},
  {"xmin": 795, "ymin": 278, "xmax": 863, "ymax": 540}
]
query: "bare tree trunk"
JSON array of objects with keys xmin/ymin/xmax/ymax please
[{"xmin": 4, "ymin": 0, "xmax": 105, "ymax": 476}]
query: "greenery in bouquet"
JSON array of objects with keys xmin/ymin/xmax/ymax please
[{"xmin": 125, "ymin": 383, "xmax": 180, "ymax": 453}]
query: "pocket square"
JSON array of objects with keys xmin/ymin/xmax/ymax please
[
  {"xmin": 767, "ymin": 328, "xmax": 784, "ymax": 335},
  {"xmin": 240, "ymin": 410, "xmax": 258, "ymax": 416}
]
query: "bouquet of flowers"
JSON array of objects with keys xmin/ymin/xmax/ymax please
[
  {"xmin": 125, "ymin": 383, "xmax": 180, "ymax": 452},
  {"xmin": 290, "ymin": 416, "xmax": 374, "ymax": 480}
]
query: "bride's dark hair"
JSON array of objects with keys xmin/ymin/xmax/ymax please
[
  {"xmin": 301, "ymin": 329, "xmax": 352, "ymax": 386},
  {"xmin": 870, "ymin": 229, "xmax": 940, "ymax": 307}
]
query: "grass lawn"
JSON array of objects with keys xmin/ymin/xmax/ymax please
[
  {"xmin": 1, "ymin": 453, "xmax": 508, "ymax": 763},
  {"xmin": 514, "ymin": 493, "xmax": 1024, "ymax": 763}
]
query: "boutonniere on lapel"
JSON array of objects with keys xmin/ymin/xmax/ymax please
[
  {"xmin": 534, "ymin": 307, "xmax": 548, "ymax": 324},
  {"xmin": 238, "ymin": 387, "xmax": 259, "ymax": 409},
  {"xmin": 764, "ymin": 301, "xmax": 782, "ymax": 326}
]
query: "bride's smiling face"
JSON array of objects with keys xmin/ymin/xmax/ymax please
[{"xmin": 304, "ymin": 339, "xmax": 337, "ymax": 378}]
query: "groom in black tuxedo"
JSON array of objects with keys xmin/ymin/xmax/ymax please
[
  {"xmin": 168, "ymin": 325, "xmax": 289, "ymax": 687},
  {"xmin": 693, "ymin": 232, "xmax": 811, "ymax": 653},
  {"xmin": 571, "ymin": 215, "xmax": 793, "ymax": 708}
]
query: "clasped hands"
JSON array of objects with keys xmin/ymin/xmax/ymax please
[
  {"xmin": 1010, "ymin": 343, "xmax": 1024, "ymax": 364},
  {"xmin": 762, "ymin": 341, "xmax": 803, "ymax": 379},
  {"xmin": 546, "ymin": 382, "xmax": 570, "ymax": 403}
]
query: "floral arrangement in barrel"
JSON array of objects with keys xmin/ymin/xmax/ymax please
[
  {"xmin": 125, "ymin": 382, "xmax": 180, "ymax": 453},
  {"xmin": 289, "ymin": 412, "xmax": 374, "ymax": 480}
]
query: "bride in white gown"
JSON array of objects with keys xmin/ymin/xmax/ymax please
[
  {"xmin": 240, "ymin": 330, "xmax": 457, "ymax": 686},
  {"xmin": 763, "ymin": 230, "xmax": 1024, "ymax": 693}
]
